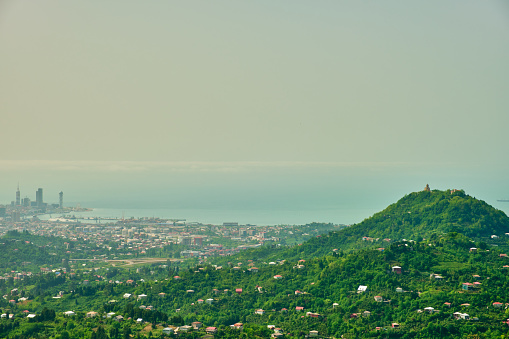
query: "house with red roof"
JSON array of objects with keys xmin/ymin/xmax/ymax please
[
  {"xmin": 462, "ymin": 283, "xmax": 473, "ymax": 290},
  {"xmin": 231, "ymin": 323, "xmax": 243, "ymax": 330}
]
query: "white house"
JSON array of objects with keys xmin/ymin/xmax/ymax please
[
  {"xmin": 424, "ymin": 307, "xmax": 435, "ymax": 314},
  {"xmin": 357, "ymin": 285, "xmax": 368, "ymax": 293},
  {"xmin": 162, "ymin": 328, "xmax": 174, "ymax": 335}
]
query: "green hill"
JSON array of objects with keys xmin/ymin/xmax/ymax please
[
  {"xmin": 229, "ymin": 189, "xmax": 509, "ymax": 263},
  {"xmin": 355, "ymin": 189, "xmax": 509, "ymax": 239},
  {"xmin": 296, "ymin": 189, "xmax": 509, "ymax": 258}
]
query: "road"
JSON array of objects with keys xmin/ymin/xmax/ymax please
[{"xmin": 70, "ymin": 257, "xmax": 183, "ymax": 266}]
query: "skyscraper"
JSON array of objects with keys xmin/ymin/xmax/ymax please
[
  {"xmin": 59, "ymin": 191, "xmax": 63, "ymax": 209},
  {"xmin": 36, "ymin": 188, "xmax": 43, "ymax": 208},
  {"xmin": 15, "ymin": 184, "xmax": 20, "ymax": 206}
]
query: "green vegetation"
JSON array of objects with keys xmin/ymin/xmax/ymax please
[
  {"xmin": 1, "ymin": 189, "xmax": 509, "ymax": 338},
  {"xmin": 255, "ymin": 189, "xmax": 509, "ymax": 261}
]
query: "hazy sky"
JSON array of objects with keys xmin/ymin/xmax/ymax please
[{"xmin": 1, "ymin": 1, "xmax": 508, "ymax": 222}]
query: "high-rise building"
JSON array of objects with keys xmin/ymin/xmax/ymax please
[
  {"xmin": 22, "ymin": 197, "xmax": 30, "ymax": 207},
  {"xmin": 59, "ymin": 191, "xmax": 63, "ymax": 208},
  {"xmin": 36, "ymin": 188, "xmax": 43, "ymax": 208},
  {"xmin": 15, "ymin": 184, "xmax": 20, "ymax": 206}
]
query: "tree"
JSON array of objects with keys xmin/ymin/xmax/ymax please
[
  {"xmin": 94, "ymin": 326, "xmax": 109, "ymax": 339},
  {"xmin": 122, "ymin": 326, "xmax": 131, "ymax": 339}
]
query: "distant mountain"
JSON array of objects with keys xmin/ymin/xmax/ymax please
[{"xmin": 251, "ymin": 189, "xmax": 509, "ymax": 261}]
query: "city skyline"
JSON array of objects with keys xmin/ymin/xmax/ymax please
[{"xmin": 3, "ymin": 185, "xmax": 65, "ymax": 209}]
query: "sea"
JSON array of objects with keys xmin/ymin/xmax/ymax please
[
  {"xmin": 38, "ymin": 197, "xmax": 509, "ymax": 226},
  {"xmin": 39, "ymin": 206, "xmax": 380, "ymax": 226},
  {"xmin": 7, "ymin": 164, "xmax": 509, "ymax": 226}
]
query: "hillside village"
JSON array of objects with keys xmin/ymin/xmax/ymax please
[{"xmin": 1, "ymin": 189, "xmax": 509, "ymax": 338}]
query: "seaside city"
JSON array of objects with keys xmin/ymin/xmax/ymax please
[{"xmin": 0, "ymin": 186, "xmax": 344, "ymax": 263}]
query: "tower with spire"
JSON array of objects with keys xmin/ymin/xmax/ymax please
[{"xmin": 15, "ymin": 183, "xmax": 20, "ymax": 206}]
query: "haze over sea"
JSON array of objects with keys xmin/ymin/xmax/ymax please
[{"xmin": 5, "ymin": 161, "xmax": 508, "ymax": 226}]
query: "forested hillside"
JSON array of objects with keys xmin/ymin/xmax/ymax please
[
  {"xmin": 239, "ymin": 189, "xmax": 509, "ymax": 262},
  {"xmin": 348, "ymin": 189, "xmax": 509, "ymax": 240}
]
